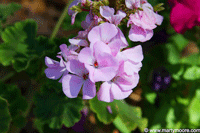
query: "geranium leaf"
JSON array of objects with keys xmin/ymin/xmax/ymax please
[
  {"xmin": 89, "ymin": 96, "xmax": 119, "ymax": 124},
  {"xmin": 34, "ymin": 79, "xmax": 84, "ymax": 129}
]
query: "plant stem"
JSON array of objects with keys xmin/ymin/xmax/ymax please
[{"xmin": 50, "ymin": 0, "xmax": 74, "ymax": 40}]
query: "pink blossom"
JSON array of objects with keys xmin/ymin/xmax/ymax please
[
  {"xmin": 44, "ymin": 56, "xmax": 68, "ymax": 80},
  {"xmin": 78, "ymin": 41, "xmax": 119, "ymax": 83},
  {"xmin": 97, "ymin": 45, "xmax": 143, "ymax": 102},
  {"xmin": 62, "ymin": 60, "xmax": 96, "ymax": 99},
  {"xmin": 127, "ymin": 2, "xmax": 163, "ymax": 42},
  {"xmin": 169, "ymin": 0, "xmax": 200, "ymax": 33},
  {"xmin": 97, "ymin": 62, "xmax": 139, "ymax": 102},
  {"xmin": 100, "ymin": 6, "xmax": 126, "ymax": 26},
  {"xmin": 88, "ymin": 22, "xmax": 128, "ymax": 54}
]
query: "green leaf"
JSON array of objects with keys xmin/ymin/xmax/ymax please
[
  {"xmin": 166, "ymin": 107, "xmax": 175, "ymax": 128},
  {"xmin": 180, "ymin": 53, "xmax": 200, "ymax": 65},
  {"xmin": 34, "ymin": 79, "xmax": 84, "ymax": 129},
  {"xmin": 34, "ymin": 119, "xmax": 45, "ymax": 133},
  {"xmin": 114, "ymin": 100, "xmax": 148, "ymax": 132},
  {"xmin": 89, "ymin": 96, "xmax": 119, "ymax": 124},
  {"xmin": 145, "ymin": 93, "xmax": 157, "ymax": 104},
  {"xmin": 165, "ymin": 43, "xmax": 180, "ymax": 64},
  {"xmin": 0, "ymin": 19, "xmax": 55, "ymax": 72},
  {"xmin": 188, "ymin": 89, "xmax": 200, "ymax": 126},
  {"xmin": 0, "ymin": 82, "xmax": 28, "ymax": 128},
  {"xmin": 0, "ymin": 96, "xmax": 11, "ymax": 133},
  {"xmin": 183, "ymin": 66, "xmax": 200, "ymax": 80},
  {"xmin": 0, "ymin": 3, "xmax": 21, "ymax": 22},
  {"xmin": 170, "ymin": 34, "xmax": 189, "ymax": 52},
  {"xmin": 166, "ymin": 64, "xmax": 184, "ymax": 80},
  {"xmin": 113, "ymin": 116, "xmax": 131, "ymax": 133}
]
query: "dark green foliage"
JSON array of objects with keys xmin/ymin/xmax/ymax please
[
  {"xmin": 0, "ymin": 82, "xmax": 28, "ymax": 128},
  {"xmin": 34, "ymin": 79, "xmax": 84, "ymax": 131},
  {"xmin": 0, "ymin": 19, "xmax": 56, "ymax": 72},
  {"xmin": 0, "ymin": 96, "xmax": 12, "ymax": 133}
]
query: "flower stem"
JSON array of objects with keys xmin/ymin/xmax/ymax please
[{"xmin": 50, "ymin": 0, "xmax": 74, "ymax": 40}]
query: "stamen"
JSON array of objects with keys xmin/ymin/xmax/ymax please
[{"xmin": 94, "ymin": 61, "xmax": 98, "ymax": 68}]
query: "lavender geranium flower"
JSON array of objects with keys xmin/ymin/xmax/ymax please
[
  {"xmin": 44, "ymin": 56, "xmax": 68, "ymax": 80},
  {"xmin": 127, "ymin": 1, "xmax": 163, "ymax": 42},
  {"xmin": 62, "ymin": 60, "xmax": 96, "ymax": 99},
  {"xmin": 59, "ymin": 44, "xmax": 79, "ymax": 61}
]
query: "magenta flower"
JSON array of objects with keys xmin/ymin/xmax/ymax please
[
  {"xmin": 169, "ymin": 0, "xmax": 200, "ymax": 33},
  {"xmin": 78, "ymin": 41, "xmax": 119, "ymax": 83},
  {"xmin": 127, "ymin": 2, "xmax": 163, "ymax": 42},
  {"xmin": 44, "ymin": 56, "xmax": 68, "ymax": 80},
  {"xmin": 88, "ymin": 22, "xmax": 128, "ymax": 54},
  {"xmin": 62, "ymin": 60, "xmax": 96, "ymax": 99},
  {"xmin": 100, "ymin": 6, "xmax": 126, "ymax": 26}
]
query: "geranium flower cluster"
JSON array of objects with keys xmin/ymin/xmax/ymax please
[{"xmin": 45, "ymin": 0, "xmax": 163, "ymax": 102}]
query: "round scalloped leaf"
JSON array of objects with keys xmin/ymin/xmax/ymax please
[{"xmin": 34, "ymin": 79, "xmax": 84, "ymax": 129}]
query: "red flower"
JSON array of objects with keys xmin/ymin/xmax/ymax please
[{"xmin": 169, "ymin": 0, "xmax": 200, "ymax": 33}]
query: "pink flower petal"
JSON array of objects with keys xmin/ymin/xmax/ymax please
[
  {"xmin": 99, "ymin": 23, "xmax": 118, "ymax": 43},
  {"xmin": 88, "ymin": 26, "xmax": 101, "ymax": 43},
  {"xmin": 78, "ymin": 47, "xmax": 95, "ymax": 65},
  {"xmin": 85, "ymin": 64, "xmax": 95, "ymax": 83},
  {"xmin": 97, "ymin": 82, "xmax": 113, "ymax": 102},
  {"xmin": 93, "ymin": 41, "xmax": 111, "ymax": 56},
  {"xmin": 62, "ymin": 74, "xmax": 84, "ymax": 98},
  {"xmin": 125, "ymin": 0, "xmax": 140, "ymax": 9},
  {"xmin": 108, "ymin": 39, "xmax": 121, "ymax": 56},
  {"xmin": 128, "ymin": 25, "xmax": 147, "ymax": 42},
  {"xmin": 122, "ymin": 45, "xmax": 144, "ymax": 63},
  {"xmin": 117, "ymin": 73, "xmax": 139, "ymax": 91},
  {"xmin": 82, "ymin": 79, "xmax": 96, "ymax": 99},
  {"xmin": 112, "ymin": 10, "xmax": 126, "ymax": 25},
  {"xmin": 110, "ymin": 83, "xmax": 133, "ymax": 100},
  {"xmin": 100, "ymin": 6, "xmax": 114, "ymax": 23}
]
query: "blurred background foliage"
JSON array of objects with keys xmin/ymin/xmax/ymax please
[{"xmin": 0, "ymin": 0, "xmax": 199, "ymax": 133}]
